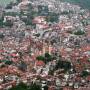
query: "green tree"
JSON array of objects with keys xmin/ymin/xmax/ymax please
[
  {"xmin": 36, "ymin": 56, "xmax": 45, "ymax": 61},
  {"xmin": 5, "ymin": 12, "xmax": 19, "ymax": 17},
  {"xmin": 55, "ymin": 60, "xmax": 72, "ymax": 72},
  {"xmin": 60, "ymin": 11, "xmax": 69, "ymax": 15},
  {"xmin": 0, "ymin": 17, "xmax": 4, "ymax": 27},
  {"xmin": 36, "ymin": 53, "xmax": 53, "ymax": 63},
  {"xmin": 4, "ymin": 20, "xmax": 13, "ymax": 27},
  {"xmin": 5, "ymin": 2, "xmax": 13, "ymax": 9},
  {"xmin": 0, "ymin": 33, "xmax": 4, "ymax": 39},
  {"xmin": 46, "ymin": 13, "xmax": 59, "ymax": 23},
  {"xmin": 46, "ymin": 15, "xmax": 58, "ymax": 23},
  {"xmin": 43, "ymin": 85, "xmax": 48, "ymax": 90},
  {"xmin": 5, "ymin": 60, "xmax": 13, "ymax": 65},
  {"xmin": 9, "ymin": 82, "xmax": 28, "ymax": 90},
  {"xmin": 16, "ymin": 0, "xmax": 22, "ymax": 3},
  {"xmin": 74, "ymin": 30, "xmax": 85, "ymax": 35},
  {"xmin": 9, "ymin": 83, "xmax": 41, "ymax": 90},
  {"xmin": 34, "ymin": 33, "xmax": 40, "ymax": 37},
  {"xmin": 81, "ymin": 70, "xmax": 90, "ymax": 77},
  {"xmin": 29, "ymin": 83, "xmax": 41, "ymax": 90},
  {"xmin": 44, "ymin": 53, "xmax": 52, "ymax": 63}
]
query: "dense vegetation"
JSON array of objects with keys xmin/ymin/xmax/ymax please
[
  {"xmin": 1, "ymin": 0, "xmax": 90, "ymax": 10},
  {"xmin": 36, "ymin": 53, "xmax": 53, "ymax": 64},
  {"xmin": 9, "ymin": 82, "xmax": 41, "ymax": 90},
  {"xmin": 62, "ymin": 0, "xmax": 90, "ymax": 10},
  {"xmin": 81, "ymin": 70, "xmax": 90, "ymax": 77},
  {"xmin": 74, "ymin": 30, "xmax": 85, "ymax": 35},
  {"xmin": 55, "ymin": 60, "xmax": 72, "ymax": 72}
]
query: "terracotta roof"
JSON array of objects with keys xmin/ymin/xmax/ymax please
[
  {"xmin": 86, "ymin": 76, "xmax": 90, "ymax": 81},
  {"xmin": 10, "ymin": 53, "xmax": 18, "ymax": 57},
  {"xmin": 0, "ymin": 50, "xmax": 4, "ymax": 53},
  {"xmin": 36, "ymin": 61, "xmax": 45, "ymax": 66}
]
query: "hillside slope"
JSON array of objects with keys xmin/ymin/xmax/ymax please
[{"xmin": 62, "ymin": 0, "xmax": 90, "ymax": 10}]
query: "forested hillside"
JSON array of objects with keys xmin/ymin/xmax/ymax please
[{"xmin": 62, "ymin": 0, "xmax": 90, "ymax": 10}]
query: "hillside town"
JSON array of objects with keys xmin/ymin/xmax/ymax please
[{"xmin": 0, "ymin": 0, "xmax": 90, "ymax": 90}]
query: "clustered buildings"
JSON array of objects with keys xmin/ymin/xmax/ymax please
[{"xmin": 0, "ymin": 0, "xmax": 90, "ymax": 90}]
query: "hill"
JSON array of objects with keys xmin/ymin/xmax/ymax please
[{"xmin": 62, "ymin": 0, "xmax": 90, "ymax": 10}]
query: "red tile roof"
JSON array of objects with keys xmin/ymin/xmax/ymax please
[{"xmin": 36, "ymin": 61, "xmax": 45, "ymax": 66}]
